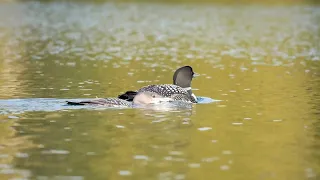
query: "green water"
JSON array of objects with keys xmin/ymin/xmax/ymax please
[{"xmin": 0, "ymin": 1, "xmax": 320, "ymax": 180}]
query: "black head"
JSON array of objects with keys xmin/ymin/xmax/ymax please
[
  {"xmin": 173, "ymin": 66, "xmax": 195, "ymax": 88},
  {"xmin": 118, "ymin": 91, "xmax": 137, "ymax": 101}
]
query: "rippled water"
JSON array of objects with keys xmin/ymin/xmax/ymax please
[{"xmin": 0, "ymin": 1, "xmax": 319, "ymax": 180}]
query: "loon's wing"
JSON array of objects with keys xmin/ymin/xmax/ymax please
[
  {"xmin": 66, "ymin": 101, "xmax": 86, "ymax": 105},
  {"xmin": 67, "ymin": 99, "xmax": 108, "ymax": 105},
  {"xmin": 67, "ymin": 98, "xmax": 131, "ymax": 106}
]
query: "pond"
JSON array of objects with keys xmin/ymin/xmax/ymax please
[{"xmin": 0, "ymin": 1, "xmax": 319, "ymax": 180}]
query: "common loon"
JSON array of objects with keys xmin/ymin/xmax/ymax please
[
  {"xmin": 66, "ymin": 91, "xmax": 173, "ymax": 107},
  {"xmin": 118, "ymin": 66, "xmax": 198, "ymax": 103}
]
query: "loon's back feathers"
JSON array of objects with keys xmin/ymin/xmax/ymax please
[
  {"xmin": 138, "ymin": 84, "xmax": 196, "ymax": 102},
  {"xmin": 138, "ymin": 84, "xmax": 186, "ymax": 96}
]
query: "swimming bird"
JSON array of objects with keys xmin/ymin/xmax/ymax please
[
  {"xmin": 66, "ymin": 91, "xmax": 173, "ymax": 107},
  {"xmin": 118, "ymin": 66, "xmax": 198, "ymax": 103}
]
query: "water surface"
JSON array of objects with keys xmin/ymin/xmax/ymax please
[{"xmin": 0, "ymin": 1, "xmax": 319, "ymax": 180}]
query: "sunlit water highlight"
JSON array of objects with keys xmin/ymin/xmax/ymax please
[{"xmin": 0, "ymin": 96, "xmax": 216, "ymax": 114}]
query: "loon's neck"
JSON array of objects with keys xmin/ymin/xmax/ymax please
[{"xmin": 186, "ymin": 88, "xmax": 197, "ymax": 103}]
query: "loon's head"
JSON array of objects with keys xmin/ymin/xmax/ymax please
[
  {"xmin": 133, "ymin": 92, "xmax": 173, "ymax": 105},
  {"xmin": 173, "ymin": 66, "xmax": 197, "ymax": 88},
  {"xmin": 173, "ymin": 66, "xmax": 198, "ymax": 103}
]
